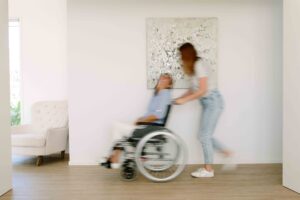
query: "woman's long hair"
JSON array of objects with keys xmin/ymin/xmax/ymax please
[
  {"xmin": 179, "ymin": 42, "xmax": 200, "ymax": 76},
  {"xmin": 154, "ymin": 73, "xmax": 173, "ymax": 95}
]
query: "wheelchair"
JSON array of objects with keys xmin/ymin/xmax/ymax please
[{"xmin": 114, "ymin": 105, "xmax": 188, "ymax": 182}]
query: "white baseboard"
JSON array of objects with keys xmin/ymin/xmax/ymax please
[{"xmin": 68, "ymin": 160, "xmax": 99, "ymax": 166}]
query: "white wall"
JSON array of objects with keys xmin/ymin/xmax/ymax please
[
  {"xmin": 283, "ymin": 0, "xmax": 300, "ymax": 194},
  {"xmin": 68, "ymin": 0, "xmax": 283, "ymax": 165},
  {"xmin": 9, "ymin": 0, "xmax": 67, "ymax": 124},
  {"xmin": 0, "ymin": 0, "xmax": 12, "ymax": 196}
]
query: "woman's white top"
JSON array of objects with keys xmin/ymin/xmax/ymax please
[{"xmin": 190, "ymin": 60, "xmax": 217, "ymax": 96}]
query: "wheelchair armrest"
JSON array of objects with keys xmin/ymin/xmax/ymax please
[
  {"xmin": 129, "ymin": 136, "xmax": 165, "ymax": 144},
  {"xmin": 136, "ymin": 122, "xmax": 164, "ymax": 127},
  {"xmin": 129, "ymin": 137, "xmax": 140, "ymax": 141}
]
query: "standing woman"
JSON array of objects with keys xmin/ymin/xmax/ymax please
[{"xmin": 175, "ymin": 43, "xmax": 231, "ymax": 178}]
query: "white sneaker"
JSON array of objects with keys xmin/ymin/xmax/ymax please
[
  {"xmin": 191, "ymin": 168, "xmax": 214, "ymax": 178},
  {"xmin": 111, "ymin": 163, "xmax": 121, "ymax": 169},
  {"xmin": 196, "ymin": 168, "xmax": 204, "ymax": 172}
]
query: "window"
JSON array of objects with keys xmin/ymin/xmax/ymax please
[{"xmin": 9, "ymin": 19, "xmax": 22, "ymax": 125}]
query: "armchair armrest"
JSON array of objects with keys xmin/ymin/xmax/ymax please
[
  {"xmin": 45, "ymin": 127, "xmax": 69, "ymax": 154},
  {"xmin": 11, "ymin": 124, "xmax": 33, "ymax": 134}
]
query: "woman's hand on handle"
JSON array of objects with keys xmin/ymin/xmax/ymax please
[
  {"xmin": 174, "ymin": 78, "xmax": 208, "ymax": 104},
  {"xmin": 172, "ymin": 89, "xmax": 193, "ymax": 105},
  {"xmin": 173, "ymin": 98, "xmax": 187, "ymax": 105}
]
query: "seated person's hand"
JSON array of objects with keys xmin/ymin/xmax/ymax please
[
  {"xmin": 135, "ymin": 118, "xmax": 143, "ymax": 125},
  {"xmin": 135, "ymin": 115, "xmax": 159, "ymax": 125}
]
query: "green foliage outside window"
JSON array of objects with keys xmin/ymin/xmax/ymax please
[{"xmin": 11, "ymin": 101, "xmax": 21, "ymax": 126}]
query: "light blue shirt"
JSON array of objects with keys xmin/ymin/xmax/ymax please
[{"xmin": 144, "ymin": 89, "xmax": 171, "ymax": 124}]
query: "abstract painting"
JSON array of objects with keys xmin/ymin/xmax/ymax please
[{"xmin": 147, "ymin": 18, "xmax": 218, "ymax": 88}]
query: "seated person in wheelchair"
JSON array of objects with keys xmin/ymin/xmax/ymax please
[{"xmin": 101, "ymin": 73, "xmax": 173, "ymax": 169}]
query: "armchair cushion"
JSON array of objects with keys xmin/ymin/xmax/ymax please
[{"xmin": 11, "ymin": 133, "xmax": 46, "ymax": 147}]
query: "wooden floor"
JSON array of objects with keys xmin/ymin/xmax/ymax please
[{"xmin": 1, "ymin": 156, "xmax": 300, "ymax": 200}]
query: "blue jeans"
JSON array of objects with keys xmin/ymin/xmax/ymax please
[{"xmin": 199, "ymin": 90, "xmax": 225, "ymax": 164}]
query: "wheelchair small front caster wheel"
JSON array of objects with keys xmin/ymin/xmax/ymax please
[{"xmin": 121, "ymin": 160, "xmax": 137, "ymax": 181}]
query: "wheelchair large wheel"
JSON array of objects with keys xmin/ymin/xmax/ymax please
[{"xmin": 135, "ymin": 131, "xmax": 187, "ymax": 182}]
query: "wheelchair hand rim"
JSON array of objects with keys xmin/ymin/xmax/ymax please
[{"xmin": 135, "ymin": 131, "xmax": 188, "ymax": 182}]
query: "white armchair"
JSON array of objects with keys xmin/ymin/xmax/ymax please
[{"xmin": 11, "ymin": 101, "xmax": 68, "ymax": 166}]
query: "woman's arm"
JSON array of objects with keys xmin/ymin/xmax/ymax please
[
  {"xmin": 177, "ymin": 89, "xmax": 193, "ymax": 99},
  {"xmin": 175, "ymin": 77, "xmax": 208, "ymax": 104}
]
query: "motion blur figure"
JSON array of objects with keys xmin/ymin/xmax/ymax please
[
  {"xmin": 175, "ymin": 43, "xmax": 232, "ymax": 178},
  {"xmin": 101, "ymin": 74, "xmax": 173, "ymax": 169}
]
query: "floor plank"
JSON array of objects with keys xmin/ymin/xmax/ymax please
[{"xmin": 1, "ymin": 156, "xmax": 300, "ymax": 200}]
